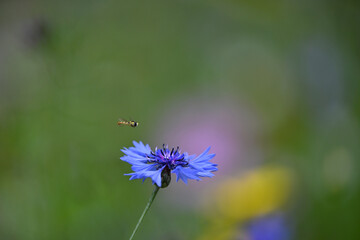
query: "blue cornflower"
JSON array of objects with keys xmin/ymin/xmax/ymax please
[{"xmin": 121, "ymin": 141, "xmax": 217, "ymax": 188}]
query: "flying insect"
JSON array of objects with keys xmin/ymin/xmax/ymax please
[{"xmin": 117, "ymin": 119, "xmax": 139, "ymax": 128}]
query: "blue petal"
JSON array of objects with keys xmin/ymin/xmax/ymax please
[
  {"xmin": 150, "ymin": 166, "xmax": 164, "ymax": 187},
  {"xmin": 172, "ymin": 166, "xmax": 201, "ymax": 184},
  {"xmin": 125, "ymin": 165, "xmax": 164, "ymax": 187},
  {"xmin": 133, "ymin": 141, "xmax": 151, "ymax": 154},
  {"xmin": 120, "ymin": 141, "xmax": 153, "ymax": 164},
  {"xmin": 187, "ymin": 147, "xmax": 217, "ymax": 178},
  {"xmin": 191, "ymin": 147, "xmax": 211, "ymax": 163},
  {"xmin": 190, "ymin": 156, "xmax": 216, "ymax": 171},
  {"xmin": 184, "ymin": 153, "xmax": 196, "ymax": 161},
  {"xmin": 120, "ymin": 155, "xmax": 147, "ymax": 164},
  {"xmin": 120, "ymin": 149, "xmax": 147, "ymax": 161},
  {"xmin": 131, "ymin": 163, "xmax": 158, "ymax": 172},
  {"xmin": 196, "ymin": 171, "xmax": 215, "ymax": 177},
  {"xmin": 190, "ymin": 161, "xmax": 218, "ymax": 172}
]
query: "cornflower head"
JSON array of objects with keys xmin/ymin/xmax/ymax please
[{"xmin": 121, "ymin": 141, "xmax": 217, "ymax": 188}]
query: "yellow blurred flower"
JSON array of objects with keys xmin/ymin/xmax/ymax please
[{"xmin": 199, "ymin": 167, "xmax": 293, "ymax": 240}]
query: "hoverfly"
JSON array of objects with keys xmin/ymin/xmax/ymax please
[{"xmin": 117, "ymin": 118, "xmax": 139, "ymax": 128}]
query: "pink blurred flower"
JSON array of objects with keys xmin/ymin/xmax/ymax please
[{"xmin": 151, "ymin": 97, "xmax": 262, "ymax": 207}]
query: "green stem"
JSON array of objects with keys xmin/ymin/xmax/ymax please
[{"xmin": 129, "ymin": 185, "xmax": 160, "ymax": 240}]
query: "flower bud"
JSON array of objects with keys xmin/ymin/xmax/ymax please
[{"xmin": 160, "ymin": 167, "xmax": 171, "ymax": 188}]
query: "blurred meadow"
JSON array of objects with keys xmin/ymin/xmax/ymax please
[{"xmin": 1, "ymin": 0, "xmax": 360, "ymax": 239}]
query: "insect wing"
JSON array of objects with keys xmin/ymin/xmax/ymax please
[{"xmin": 117, "ymin": 118, "xmax": 128, "ymax": 126}]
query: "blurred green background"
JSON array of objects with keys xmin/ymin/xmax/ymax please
[{"xmin": 0, "ymin": 0, "xmax": 359, "ymax": 239}]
